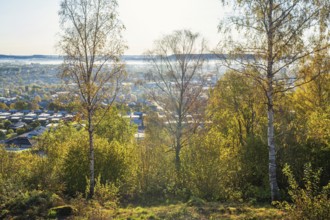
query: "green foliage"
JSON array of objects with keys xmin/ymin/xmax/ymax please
[
  {"xmin": 16, "ymin": 127, "xmax": 28, "ymax": 135},
  {"xmin": 200, "ymin": 70, "xmax": 269, "ymax": 202},
  {"xmin": 277, "ymin": 67, "xmax": 330, "ymax": 188},
  {"xmin": 48, "ymin": 99, "xmax": 81, "ymax": 112},
  {"xmin": 186, "ymin": 196, "xmax": 206, "ymax": 206},
  {"xmin": 48, "ymin": 101, "xmax": 65, "ymax": 111},
  {"xmin": 11, "ymin": 100, "xmax": 29, "ymax": 110},
  {"xmin": 183, "ymin": 131, "xmax": 268, "ymax": 202},
  {"xmin": 59, "ymin": 131, "xmax": 131, "ymax": 196},
  {"xmin": 87, "ymin": 175, "xmax": 119, "ymax": 208},
  {"xmin": 102, "ymin": 202, "xmax": 285, "ymax": 220},
  {"xmin": 0, "ymin": 147, "xmax": 46, "ymax": 198},
  {"xmin": 62, "ymin": 132, "xmax": 89, "ymax": 195},
  {"xmin": 0, "ymin": 130, "xmax": 5, "ymax": 139},
  {"xmin": 182, "ymin": 130, "xmax": 236, "ymax": 201},
  {"xmin": 47, "ymin": 209, "xmax": 57, "ymax": 218},
  {"xmin": 0, "ymin": 190, "xmax": 61, "ymax": 219},
  {"xmin": 134, "ymin": 140, "xmax": 176, "ymax": 202},
  {"xmin": 96, "ymin": 140, "xmax": 130, "ymax": 185},
  {"xmin": 132, "ymin": 112, "xmax": 178, "ymax": 202},
  {"xmin": 4, "ymin": 120, "xmax": 12, "ymax": 129},
  {"xmin": 7, "ymin": 129, "xmax": 14, "ymax": 135},
  {"xmin": 306, "ymin": 107, "xmax": 330, "ymax": 146},
  {"xmin": 29, "ymin": 120, "xmax": 41, "ymax": 129},
  {"xmin": 278, "ymin": 163, "xmax": 330, "ymax": 220},
  {"xmin": 239, "ymin": 136, "xmax": 269, "ymax": 202},
  {"xmin": 28, "ymin": 100, "xmax": 39, "ymax": 110},
  {"xmin": 48, "ymin": 205, "xmax": 76, "ymax": 218},
  {"xmin": 0, "ymin": 173, "xmax": 24, "ymax": 207},
  {"xmin": 207, "ymin": 70, "xmax": 266, "ymax": 141},
  {"xmin": 95, "ymin": 107, "xmax": 135, "ymax": 144},
  {"xmin": 0, "ymin": 102, "xmax": 9, "ymax": 110},
  {"xmin": 203, "ymin": 66, "xmax": 330, "ymax": 203},
  {"xmin": 35, "ymin": 112, "xmax": 136, "ymax": 198},
  {"xmin": 67, "ymin": 195, "xmax": 116, "ymax": 219}
]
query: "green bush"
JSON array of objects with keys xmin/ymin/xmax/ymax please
[
  {"xmin": 278, "ymin": 163, "xmax": 330, "ymax": 220},
  {"xmin": 48, "ymin": 205, "xmax": 76, "ymax": 218},
  {"xmin": 186, "ymin": 196, "xmax": 206, "ymax": 206},
  {"xmin": 0, "ymin": 130, "xmax": 5, "ymax": 140},
  {"xmin": 243, "ymin": 184, "xmax": 270, "ymax": 203},
  {"xmin": 37, "ymin": 123, "xmax": 133, "ymax": 197},
  {"xmin": 0, "ymin": 190, "xmax": 61, "ymax": 219},
  {"xmin": 4, "ymin": 120, "xmax": 12, "ymax": 129},
  {"xmin": 86, "ymin": 175, "xmax": 119, "ymax": 208},
  {"xmin": 182, "ymin": 131, "xmax": 241, "ymax": 201},
  {"xmin": 17, "ymin": 127, "xmax": 27, "ymax": 135}
]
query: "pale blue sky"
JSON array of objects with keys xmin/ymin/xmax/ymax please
[{"xmin": 0, "ymin": 0, "xmax": 227, "ymax": 55}]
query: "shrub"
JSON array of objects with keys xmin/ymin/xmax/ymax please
[
  {"xmin": 0, "ymin": 130, "xmax": 5, "ymax": 139},
  {"xmin": 186, "ymin": 196, "xmax": 206, "ymax": 206},
  {"xmin": 278, "ymin": 163, "xmax": 330, "ymax": 220},
  {"xmin": 48, "ymin": 205, "xmax": 76, "ymax": 218},
  {"xmin": 17, "ymin": 127, "xmax": 27, "ymax": 135},
  {"xmin": 88, "ymin": 175, "xmax": 119, "ymax": 208},
  {"xmin": 0, "ymin": 190, "xmax": 62, "ymax": 219}
]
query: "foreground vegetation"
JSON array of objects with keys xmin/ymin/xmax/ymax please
[
  {"xmin": 110, "ymin": 203, "xmax": 285, "ymax": 220},
  {"xmin": 58, "ymin": 201, "xmax": 286, "ymax": 219},
  {"xmin": 1, "ymin": 191, "xmax": 286, "ymax": 220}
]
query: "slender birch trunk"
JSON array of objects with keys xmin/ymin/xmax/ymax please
[
  {"xmin": 88, "ymin": 110, "xmax": 95, "ymax": 199},
  {"xmin": 266, "ymin": 0, "xmax": 280, "ymax": 201},
  {"xmin": 175, "ymin": 115, "xmax": 182, "ymax": 172},
  {"xmin": 267, "ymin": 88, "xmax": 280, "ymax": 201}
]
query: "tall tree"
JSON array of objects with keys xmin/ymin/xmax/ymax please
[
  {"xmin": 208, "ymin": 70, "xmax": 266, "ymax": 146},
  {"xmin": 217, "ymin": 0, "xmax": 329, "ymax": 201},
  {"xmin": 145, "ymin": 30, "xmax": 208, "ymax": 172},
  {"xmin": 207, "ymin": 70, "xmax": 269, "ymax": 199},
  {"xmin": 58, "ymin": 0, "xmax": 126, "ymax": 198}
]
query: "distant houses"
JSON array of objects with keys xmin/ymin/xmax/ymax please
[
  {"xmin": 5, "ymin": 136, "xmax": 36, "ymax": 148},
  {"xmin": 3, "ymin": 126, "xmax": 48, "ymax": 149},
  {"xmin": 0, "ymin": 109, "xmax": 75, "ymax": 125},
  {"xmin": 0, "ymin": 97, "xmax": 17, "ymax": 105},
  {"xmin": 9, "ymin": 121, "xmax": 27, "ymax": 131},
  {"xmin": 0, "ymin": 107, "xmax": 157, "ymax": 147},
  {"xmin": 0, "ymin": 109, "xmax": 76, "ymax": 150}
]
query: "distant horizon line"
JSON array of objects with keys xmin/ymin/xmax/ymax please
[
  {"xmin": 0, "ymin": 54, "xmax": 144, "ymax": 57},
  {"xmin": 0, "ymin": 53, "xmax": 246, "ymax": 61}
]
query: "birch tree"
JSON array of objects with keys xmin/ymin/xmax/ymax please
[
  {"xmin": 58, "ymin": 0, "xmax": 126, "ymax": 198},
  {"xmin": 145, "ymin": 30, "xmax": 208, "ymax": 172},
  {"xmin": 217, "ymin": 0, "xmax": 329, "ymax": 201}
]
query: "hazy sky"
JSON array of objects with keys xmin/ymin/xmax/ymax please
[{"xmin": 0, "ymin": 0, "xmax": 227, "ymax": 55}]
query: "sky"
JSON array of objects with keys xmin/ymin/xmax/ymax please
[{"xmin": 0, "ymin": 0, "xmax": 228, "ymax": 55}]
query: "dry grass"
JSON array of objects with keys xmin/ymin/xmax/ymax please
[{"xmin": 72, "ymin": 202, "xmax": 287, "ymax": 220}]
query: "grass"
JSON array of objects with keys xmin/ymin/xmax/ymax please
[{"xmin": 72, "ymin": 201, "xmax": 286, "ymax": 219}]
